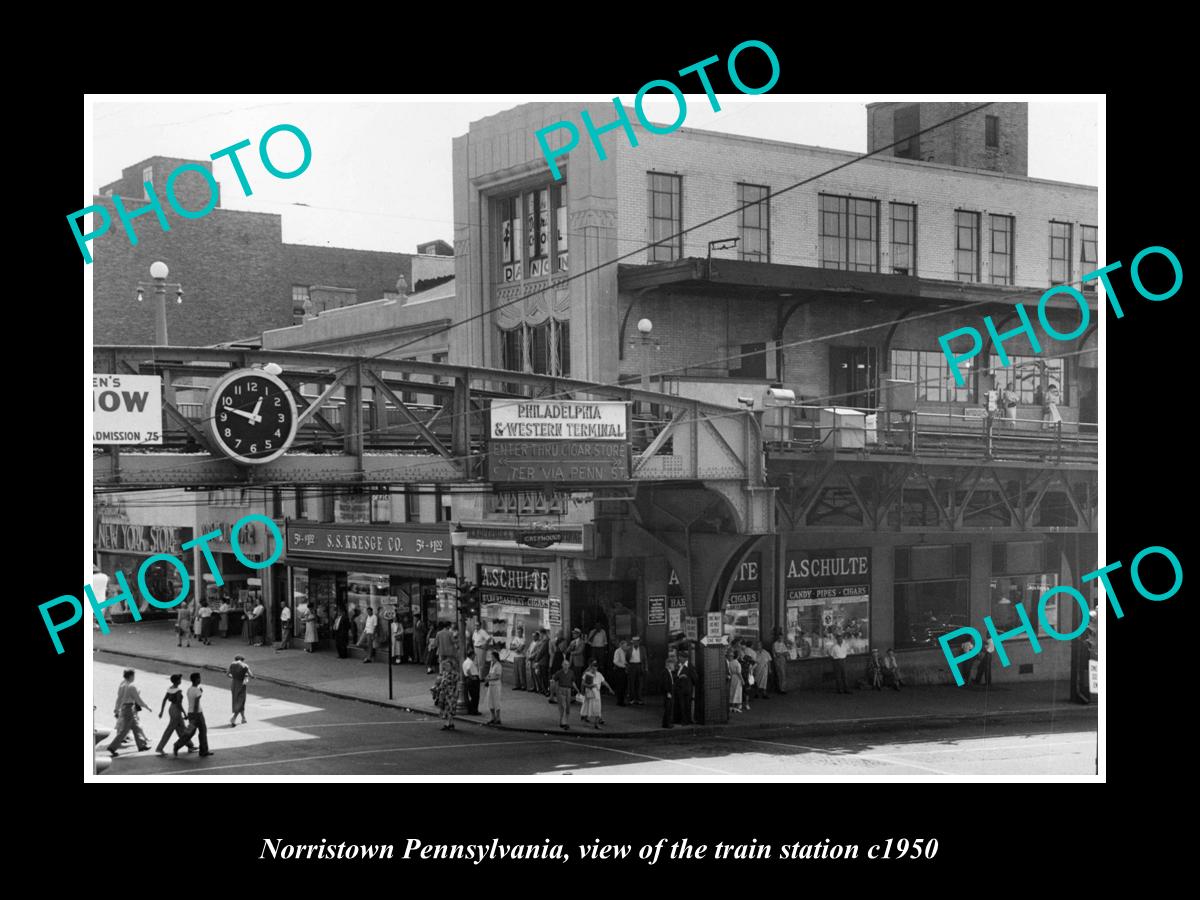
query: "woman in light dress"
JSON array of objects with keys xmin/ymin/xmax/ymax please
[
  {"xmin": 726, "ymin": 648, "xmax": 744, "ymax": 715},
  {"xmin": 481, "ymin": 650, "xmax": 503, "ymax": 726}
]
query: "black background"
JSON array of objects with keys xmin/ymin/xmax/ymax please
[{"xmin": 24, "ymin": 25, "xmax": 1185, "ymax": 881}]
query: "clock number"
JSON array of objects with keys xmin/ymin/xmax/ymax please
[
  {"xmin": 234, "ymin": 439, "xmax": 242, "ymax": 448},
  {"xmin": 233, "ymin": 384, "xmax": 242, "ymax": 395},
  {"xmin": 265, "ymin": 440, "xmax": 273, "ymax": 450},
  {"xmin": 224, "ymin": 428, "xmax": 232, "ymax": 438},
  {"xmin": 273, "ymin": 397, "xmax": 282, "ymax": 407},
  {"xmin": 223, "ymin": 396, "xmax": 233, "ymax": 407},
  {"xmin": 250, "ymin": 443, "xmax": 258, "ymax": 453},
  {"xmin": 278, "ymin": 413, "xmax": 285, "ymax": 423},
  {"xmin": 274, "ymin": 429, "xmax": 282, "ymax": 438},
  {"xmin": 219, "ymin": 412, "xmax": 227, "ymax": 423}
]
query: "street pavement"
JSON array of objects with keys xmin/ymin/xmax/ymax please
[
  {"xmin": 93, "ymin": 620, "xmax": 1097, "ymax": 739},
  {"xmin": 94, "ymin": 649, "xmax": 1098, "ymax": 777}
]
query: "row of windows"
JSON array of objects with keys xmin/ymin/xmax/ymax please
[
  {"xmin": 634, "ymin": 175, "xmax": 1096, "ymax": 286},
  {"xmin": 498, "ymin": 184, "xmax": 569, "ymax": 282},
  {"xmin": 499, "ymin": 319, "xmax": 571, "ymax": 378},
  {"xmin": 890, "ymin": 349, "xmax": 1066, "ymax": 405}
]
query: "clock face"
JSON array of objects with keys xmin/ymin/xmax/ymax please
[{"xmin": 207, "ymin": 369, "xmax": 298, "ymax": 465}]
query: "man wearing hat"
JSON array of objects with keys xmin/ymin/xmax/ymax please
[{"xmin": 625, "ymin": 635, "xmax": 648, "ymax": 705}]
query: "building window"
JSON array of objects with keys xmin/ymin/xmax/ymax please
[
  {"xmin": 893, "ymin": 106, "xmax": 920, "ymax": 160},
  {"xmin": 893, "ymin": 544, "xmax": 971, "ymax": 651},
  {"xmin": 370, "ymin": 494, "xmax": 392, "ymax": 524},
  {"xmin": 955, "ymin": 210, "xmax": 980, "ymax": 283},
  {"xmin": 989, "ymin": 541, "xmax": 1063, "ymax": 639},
  {"xmin": 526, "ymin": 187, "xmax": 550, "ymax": 277},
  {"xmin": 737, "ymin": 183, "xmax": 770, "ymax": 263},
  {"xmin": 648, "ymin": 172, "xmax": 682, "ymax": 263},
  {"xmin": 891, "ymin": 349, "xmax": 973, "ymax": 403},
  {"xmin": 990, "ymin": 214, "xmax": 1015, "ymax": 285},
  {"xmin": 404, "ymin": 490, "xmax": 421, "ymax": 523},
  {"xmin": 1081, "ymin": 225, "xmax": 1097, "ymax": 283},
  {"xmin": 555, "ymin": 183, "xmax": 569, "ymax": 272},
  {"xmin": 496, "ymin": 184, "xmax": 567, "ymax": 282},
  {"xmin": 499, "ymin": 195, "xmax": 522, "ymax": 283},
  {"xmin": 991, "ymin": 354, "xmax": 1067, "ymax": 405},
  {"xmin": 889, "ymin": 202, "xmax": 916, "ymax": 275},
  {"xmin": 820, "ymin": 194, "xmax": 878, "ymax": 273},
  {"xmin": 498, "ymin": 320, "xmax": 570, "ymax": 377},
  {"xmin": 985, "ymin": 115, "xmax": 1000, "ymax": 149},
  {"xmin": 292, "ymin": 285, "xmax": 310, "ymax": 324},
  {"xmin": 1050, "ymin": 221, "xmax": 1073, "ymax": 284},
  {"xmin": 142, "ymin": 166, "xmax": 154, "ymax": 199}
]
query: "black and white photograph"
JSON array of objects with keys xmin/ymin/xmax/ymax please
[{"xmin": 79, "ymin": 91, "xmax": 1114, "ymax": 782}]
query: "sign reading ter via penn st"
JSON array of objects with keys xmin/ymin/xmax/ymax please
[{"xmin": 488, "ymin": 400, "xmax": 631, "ymax": 484}]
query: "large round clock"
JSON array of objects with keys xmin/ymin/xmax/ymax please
[{"xmin": 206, "ymin": 368, "xmax": 298, "ymax": 465}]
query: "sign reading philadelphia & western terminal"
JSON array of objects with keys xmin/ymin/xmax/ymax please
[{"xmin": 487, "ymin": 400, "xmax": 631, "ymax": 483}]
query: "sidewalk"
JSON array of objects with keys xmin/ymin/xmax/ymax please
[{"xmin": 93, "ymin": 621, "xmax": 1096, "ymax": 738}]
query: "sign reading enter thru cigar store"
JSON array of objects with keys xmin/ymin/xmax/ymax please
[{"xmin": 488, "ymin": 399, "xmax": 631, "ymax": 484}]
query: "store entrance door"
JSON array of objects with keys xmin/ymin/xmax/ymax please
[{"xmin": 570, "ymin": 580, "xmax": 640, "ymax": 646}]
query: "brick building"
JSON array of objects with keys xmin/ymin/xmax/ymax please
[
  {"xmin": 450, "ymin": 101, "xmax": 1098, "ymax": 695},
  {"xmin": 92, "ymin": 156, "xmax": 450, "ymax": 346}
]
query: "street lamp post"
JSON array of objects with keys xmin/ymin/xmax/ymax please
[
  {"xmin": 135, "ymin": 260, "xmax": 183, "ymax": 346},
  {"xmin": 449, "ymin": 523, "xmax": 470, "ymax": 714}
]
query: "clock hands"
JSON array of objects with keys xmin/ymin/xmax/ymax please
[{"xmin": 226, "ymin": 398, "xmax": 265, "ymax": 425}]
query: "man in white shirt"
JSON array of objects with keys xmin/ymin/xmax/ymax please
[
  {"xmin": 472, "ymin": 622, "xmax": 493, "ymax": 678},
  {"xmin": 829, "ymin": 633, "xmax": 850, "ymax": 694},
  {"xmin": 362, "ymin": 607, "xmax": 379, "ymax": 663},
  {"xmin": 611, "ymin": 640, "xmax": 629, "ymax": 706},
  {"xmin": 249, "ymin": 601, "xmax": 266, "ymax": 646},
  {"xmin": 461, "ymin": 649, "xmax": 481, "ymax": 714},
  {"xmin": 626, "ymin": 635, "xmax": 647, "ymax": 705},
  {"xmin": 107, "ymin": 669, "xmax": 151, "ymax": 756},
  {"xmin": 587, "ymin": 623, "xmax": 609, "ymax": 674},
  {"xmin": 276, "ymin": 604, "xmax": 292, "ymax": 652}
]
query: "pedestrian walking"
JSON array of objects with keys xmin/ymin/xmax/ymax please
[
  {"xmin": 661, "ymin": 659, "xmax": 676, "ymax": 728},
  {"xmin": 610, "ymin": 640, "xmax": 629, "ymax": 707},
  {"xmin": 549, "ymin": 633, "xmax": 566, "ymax": 684},
  {"xmin": 509, "ymin": 627, "xmax": 527, "ymax": 691},
  {"xmin": 175, "ymin": 672, "xmax": 213, "ymax": 757},
  {"xmin": 882, "ymin": 648, "xmax": 904, "ymax": 691},
  {"xmin": 676, "ymin": 652, "xmax": 697, "ymax": 724},
  {"xmin": 772, "ymin": 629, "xmax": 789, "ymax": 694},
  {"xmin": 462, "ymin": 649, "xmax": 481, "ymax": 715},
  {"xmin": 277, "ymin": 604, "xmax": 293, "ymax": 651},
  {"xmin": 973, "ymin": 635, "xmax": 994, "ymax": 686},
  {"xmin": 482, "ymin": 650, "xmax": 503, "ymax": 726},
  {"xmin": 107, "ymin": 668, "xmax": 151, "ymax": 756},
  {"xmin": 726, "ymin": 649, "xmax": 744, "ymax": 716},
  {"xmin": 580, "ymin": 659, "xmax": 612, "ymax": 728},
  {"xmin": 829, "ymin": 633, "xmax": 851, "ymax": 694},
  {"xmin": 248, "ymin": 599, "xmax": 266, "ymax": 646},
  {"xmin": 227, "ymin": 654, "xmax": 252, "ymax": 726},
  {"xmin": 155, "ymin": 674, "xmax": 195, "ymax": 756},
  {"xmin": 196, "ymin": 598, "xmax": 213, "ymax": 645},
  {"xmin": 567, "ymin": 628, "xmax": 587, "ymax": 694},
  {"xmin": 433, "ymin": 657, "xmax": 459, "ymax": 731},
  {"xmin": 305, "ymin": 606, "xmax": 322, "ymax": 653},
  {"xmin": 414, "ymin": 617, "xmax": 428, "ymax": 667},
  {"xmin": 175, "ymin": 604, "xmax": 192, "ymax": 648},
  {"xmin": 359, "ymin": 606, "xmax": 379, "ymax": 663},
  {"xmin": 587, "ymin": 621, "xmax": 609, "ymax": 673},
  {"xmin": 550, "ymin": 659, "xmax": 577, "ymax": 730},
  {"xmin": 752, "ymin": 640, "xmax": 772, "ymax": 700},
  {"xmin": 625, "ymin": 634, "xmax": 647, "ymax": 705}
]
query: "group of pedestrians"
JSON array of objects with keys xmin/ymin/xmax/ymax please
[
  {"xmin": 957, "ymin": 635, "xmax": 995, "ymax": 686},
  {"xmin": 105, "ymin": 656, "xmax": 259, "ymax": 762},
  {"xmin": 174, "ymin": 598, "xmax": 266, "ymax": 648},
  {"xmin": 724, "ymin": 639, "xmax": 777, "ymax": 714}
]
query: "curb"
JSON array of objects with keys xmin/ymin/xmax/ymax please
[{"xmin": 95, "ymin": 647, "xmax": 1097, "ymax": 741}]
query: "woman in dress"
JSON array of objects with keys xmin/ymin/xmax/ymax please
[
  {"xmin": 579, "ymin": 659, "xmax": 610, "ymax": 728},
  {"xmin": 303, "ymin": 606, "xmax": 320, "ymax": 652},
  {"xmin": 738, "ymin": 645, "xmax": 754, "ymax": 711},
  {"xmin": 435, "ymin": 657, "xmax": 460, "ymax": 730},
  {"xmin": 481, "ymin": 649, "xmax": 503, "ymax": 726},
  {"xmin": 217, "ymin": 598, "xmax": 230, "ymax": 638},
  {"xmin": 155, "ymin": 673, "xmax": 195, "ymax": 755},
  {"xmin": 726, "ymin": 648, "xmax": 744, "ymax": 715},
  {"xmin": 196, "ymin": 599, "xmax": 213, "ymax": 645},
  {"xmin": 227, "ymin": 654, "xmax": 252, "ymax": 726}
]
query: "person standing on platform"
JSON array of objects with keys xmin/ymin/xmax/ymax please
[
  {"xmin": 973, "ymin": 635, "xmax": 994, "ymax": 686},
  {"xmin": 175, "ymin": 603, "xmax": 192, "ymax": 648},
  {"xmin": 462, "ymin": 649, "xmax": 481, "ymax": 715},
  {"xmin": 772, "ymin": 629, "xmax": 789, "ymax": 694},
  {"xmin": 676, "ymin": 652, "xmax": 697, "ymax": 724},
  {"xmin": 1042, "ymin": 384, "xmax": 1062, "ymax": 430},
  {"xmin": 626, "ymin": 635, "xmax": 647, "ymax": 705},
  {"xmin": 510, "ymin": 627, "xmax": 527, "ymax": 691},
  {"xmin": 482, "ymin": 650, "xmax": 504, "ymax": 726},
  {"xmin": 227, "ymin": 654, "xmax": 252, "ymax": 727},
  {"xmin": 829, "ymin": 633, "xmax": 850, "ymax": 694},
  {"xmin": 587, "ymin": 621, "xmax": 609, "ymax": 674},
  {"xmin": 307, "ymin": 606, "xmax": 323, "ymax": 654},
  {"xmin": 277, "ymin": 604, "xmax": 292, "ymax": 652},
  {"xmin": 661, "ymin": 659, "xmax": 677, "ymax": 728},
  {"xmin": 175, "ymin": 672, "xmax": 213, "ymax": 757},
  {"xmin": 108, "ymin": 668, "xmax": 151, "ymax": 756},
  {"xmin": 610, "ymin": 640, "xmax": 629, "ymax": 707},
  {"xmin": 551, "ymin": 659, "xmax": 577, "ymax": 730},
  {"xmin": 155, "ymin": 674, "xmax": 194, "ymax": 756},
  {"xmin": 414, "ymin": 616, "xmax": 428, "ymax": 668},
  {"xmin": 217, "ymin": 598, "xmax": 230, "ymax": 639}
]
